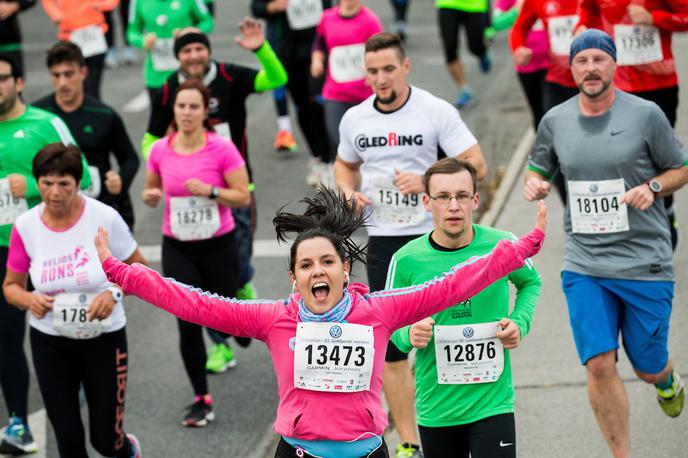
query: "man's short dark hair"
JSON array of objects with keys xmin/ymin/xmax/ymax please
[
  {"xmin": 0, "ymin": 54, "xmax": 20, "ymax": 79},
  {"xmin": 424, "ymin": 157, "xmax": 478, "ymax": 195},
  {"xmin": 46, "ymin": 41, "xmax": 86, "ymax": 69},
  {"xmin": 365, "ymin": 32, "xmax": 406, "ymax": 61},
  {"xmin": 33, "ymin": 143, "xmax": 83, "ymax": 183}
]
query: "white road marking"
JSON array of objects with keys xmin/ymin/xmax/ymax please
[{"xmin": 123, "ymin": 90, "xmax": 150, "ymax": 113}]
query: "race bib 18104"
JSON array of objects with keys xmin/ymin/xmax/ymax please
[
  {"xmin": 434, "ymin": 322, "xmax": 504, "ymax": 385},
  {"xmin": 568, "ymin": 179, "xmax": 629, "ymax": 234},
  {"xmin": 293, "ymin": 322, "xmax": 374, "ymax": 393}
]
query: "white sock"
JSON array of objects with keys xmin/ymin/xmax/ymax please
[{"xmin": 277, "ymin": 116, "xmax": 292, "ymax": 133}]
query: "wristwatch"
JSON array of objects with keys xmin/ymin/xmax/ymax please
[
  {"xmin": 647, "ymin": 179, "xmax": 662, "ymax": 194},
  {"xmin": 107, "ymin": 286, "xmax": 124, "ymax": 302},
  {"xmin": 209, "ymin": 186, "xmax": 220, "ymax": 199}
]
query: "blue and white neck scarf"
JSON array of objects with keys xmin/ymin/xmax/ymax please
[{"xmin": 298, "ymin": 290, "xmax": 352, "ymax": 323}]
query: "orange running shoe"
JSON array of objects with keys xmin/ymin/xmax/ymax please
[{"xmin": 274, "ymin": 130, "xmax": 298, "ymax": 152}]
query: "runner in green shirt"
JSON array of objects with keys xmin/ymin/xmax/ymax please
[
  {"xmin": 127, "ymin": 0, "xmax": 214, "ymax": 93},
  {"xmin": 389, "ymin": 157, "xmax": 541, "ymax": 458},
  {"xmin": 0, "ymin": 54, "xmax": 91, "ymax": 455}
]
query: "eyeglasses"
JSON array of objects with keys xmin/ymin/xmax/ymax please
[
  {"xmin": 428, "ymin": 193, "xmax": 474, "ymax": 204},
  {"xmin": 0, "ymin": 74, "xmax": 14, "ymax": 82}
]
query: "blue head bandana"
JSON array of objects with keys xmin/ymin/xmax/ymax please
[{"xmin": 569, "ymin": 29, "xmax": 617, "ymax": 64}]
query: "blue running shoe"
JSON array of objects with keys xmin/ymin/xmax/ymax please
[
  {"xmin": 0, "ymin": 417, "xmax": 38, "ymax": 455},
  {"xmin": 455, "ymin": 87, "xmax": 475, "ymax": 110}
]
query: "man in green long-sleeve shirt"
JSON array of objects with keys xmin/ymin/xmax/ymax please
[
  {"xmin": 0, "ymin": 54, "xmax": 91, "ymax": 455},
  {"xmin": 127, "ymin": 0, "xmax": 214, "ymax": 94},
  {"xmin": 388, "ymin": 157, "xmax": 541, "ymax": 458},
  {"xmin": 142, "ymin": 18, "xmax": 287, "ymax": 373}
]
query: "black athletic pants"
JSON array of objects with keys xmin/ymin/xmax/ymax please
[
  {"xmin": 104, "ymin": 0, "xmax": 131, "ymax": 47},
  {"xmin": 274, "ymin": 437, "xmax": 389, "ymax": 457},
  {"xmin": 0, "ymin": 247, "xmax": 29, "ymax": 420},
  {"xmin": 517, "ymin": 69, "xmax": 546, "ymax": 128},
  {"xmin": 418, "ymin": 413, "xmax": 516, "ymax": 458},
  {"xmin": 438, "ymin": 8, "xmax": 487, "ymax": 64},
  {"xmin": 162, "ymin": 231, "xmax": 241, "ymax": 395},
  {"xmin": 389, "ymin": 0, "xmax": 410, "ymax": 23},
  {"xmin": 30, "ymin": 327, "xmax": 133, "ymax": 458},
  {"xmin": 85, "ymin": 53, "xmax": 105, "ymax": 100},
  {"xmin": 367, "ymin": 235, "xmax": 419, "ymax": 362},
  {"xmin": 281, "ymin": 45, "xmax": 330, "ymax": 161}
]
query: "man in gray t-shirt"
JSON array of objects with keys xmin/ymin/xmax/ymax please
[{"xmin": 523, "ymin": 30, "xmax": 687, "ymax": 457}]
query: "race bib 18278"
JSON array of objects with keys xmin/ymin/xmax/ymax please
[
  {"xmin": 434, "ymin": 322, "xmax": 504, "ymax": 385},
  {"xmin": 293, "ymin": 322, "xmax": 374, "ymax": 393},
  {"xmin": 568, "ymin": 179, "xmax": 629, "ymax": 234},
  {"xmin": 614, "ymin": 24, "xmax": 663, "ymax": 66}
]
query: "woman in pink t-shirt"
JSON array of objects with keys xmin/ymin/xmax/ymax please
[
  {"xmin": 143, "ymin": 79, "xmax": 251, "ymax": 427},
  {"xmin": 310, "ymin": 0, "xmax": 383, "ymax": 185}
]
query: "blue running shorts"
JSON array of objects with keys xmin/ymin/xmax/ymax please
[{"xmin": 561, "ymin": 271, "xmax": 673, "ymax": 374}]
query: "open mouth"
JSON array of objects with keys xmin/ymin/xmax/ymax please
[{"xmin": 311, "ymin": 282, "xmax": 330, "ymax": 300}]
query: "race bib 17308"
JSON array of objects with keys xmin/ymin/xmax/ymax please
[
  {"xmin": 614, "ymin": 24, "xmax": 663, "ymax": 66},
  {"xmin": 293, "ymin": 322, "xmax": 374, "ymax": 393}
]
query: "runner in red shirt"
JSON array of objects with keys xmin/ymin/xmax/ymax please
[{"xmin": 577, "ymin": 0, "xmax": 688, "ymax": 249}]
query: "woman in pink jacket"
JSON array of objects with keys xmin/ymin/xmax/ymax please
[{"xmin": 95, "ymin": 188, "xmax": 547, "ymax": 458}]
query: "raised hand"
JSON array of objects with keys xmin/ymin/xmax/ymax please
[
  {"xmin": 95, "ymin": 226, "xmax": 113, "ymax": 263},
  {"xmin": 235, "ymin": 17, "xmax": 265, "ymax": 52}
]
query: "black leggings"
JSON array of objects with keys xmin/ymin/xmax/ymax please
[
  {"xmin": 323, "ymin": 100, "xmax": 355, "ymax": 164},
  {"xmin": 366, "ymin": 235, "xmax": 418, "ymax": 362},
  {"xmin": 0, "ymin": 247, "xmax": 29, "ymax": 420},
  {"xmin": 281, "ymin": 45, "xmax": 330, "ymax": 161},
  {"xmin": 274, "ymin": 437, "xmax": 389, "ymax": 457},
  {"xmin": 30, "ymin": 327, "xmax": 133, "ymax": 458},
  {"xmin": 162, "ymin": 231, "xmax": 241, "ymax": 395},
  {"xmin": 418, "ymin": 413, "xmax": 516, "ymax": 458},
  {"xmin": 438, "ymin": 8, "xmax": 487, "ymax": 64},
  {"xmin": 85, "ymin": 53, "xmax": 105, "ymax": 100},
  {"xmin": 517, "ymin": 69, "xmax": 546, "ymax": 128},
  {"xmin": 104, "ymin": 0, "xmax": 131, "ymax": 47}
]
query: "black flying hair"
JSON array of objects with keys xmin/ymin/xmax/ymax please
[{"xmin": 273, "ymin": 187, "xmax": 368, "ymax": 272}]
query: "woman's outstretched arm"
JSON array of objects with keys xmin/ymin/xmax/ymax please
[
  {"xmin": 95, "ymin": 228, "xmax": 281, "ymax": 341},
  {"xmin": 371, "ymin": 201, "xmax": 547, "ymax": 331}
]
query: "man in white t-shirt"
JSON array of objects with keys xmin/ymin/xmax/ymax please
[{"xmin": 334, "ymin": 32, "xmax": 486, "ymax": 458}]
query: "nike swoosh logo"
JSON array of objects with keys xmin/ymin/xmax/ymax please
[
  {"xmin": 611, "ymin": 130, "xmax": 625, "ymax": 136},
  {"xmin": 500, "ymin": 441, "xmax": 514, "ymax": 447}
]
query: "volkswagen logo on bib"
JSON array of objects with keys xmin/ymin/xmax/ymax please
[
  {"xmin": 329, "ymin": 325, "xmax": 343, "ymax": 339},
  {"xmin": 589, "ymin": 183, "xmax": 599, "ymax": 193},
  {"xmin": 79, "ymin": 294, "xmax": 87, "ymax": 303},
  {"xmin": 463, "ymin": 327, "xmax": 475, "ymax": 338}
]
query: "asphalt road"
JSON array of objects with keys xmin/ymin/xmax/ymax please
[{"xmin": 4, "ymin": 0, "xmax": 685, "ymax": 457}]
